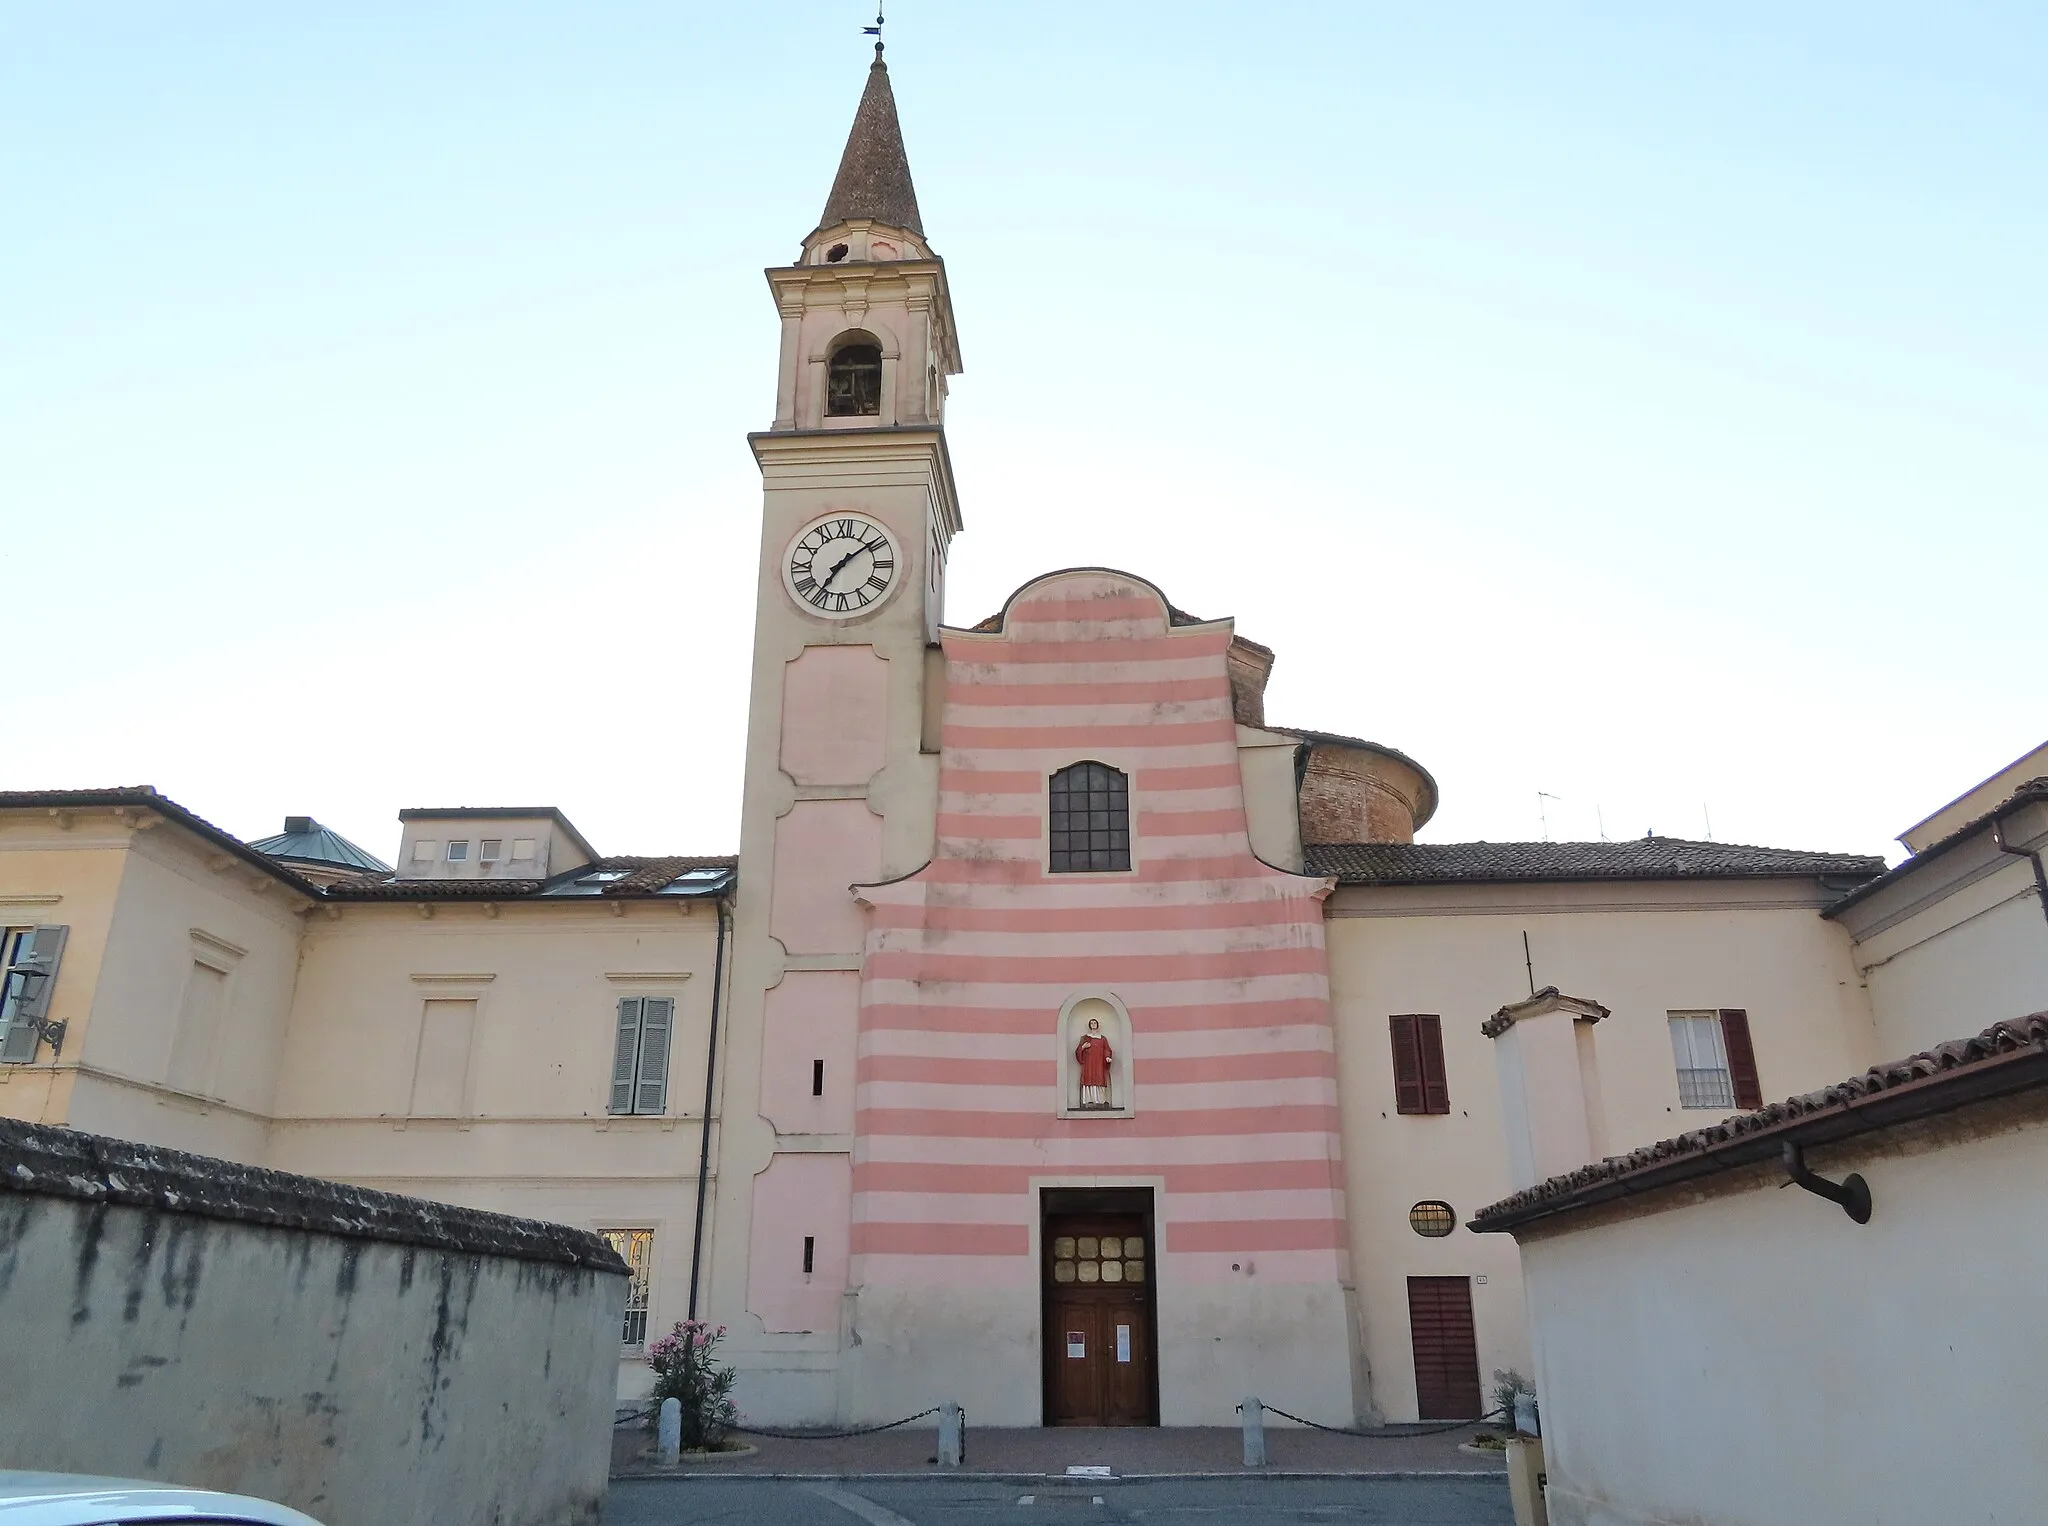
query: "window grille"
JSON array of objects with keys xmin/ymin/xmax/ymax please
[
  {"xmin": 1048, "ymin": 761, "xmax": 1131, "ymax": 873},
  {"xmin": 601, "ymin": 1229, "xmax": 653, "ymax": 1347},
  {"xmin": 1408, "ymin": 1201, "xmax": 1457, "ymax": 1238}
]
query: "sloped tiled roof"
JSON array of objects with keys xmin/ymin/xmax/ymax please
[
  {"xmin": 0, "ymin": 787, "xmax": 320, "ymax": 893},
  {"xmin": 816, "ymin": 55, "xmax": 923, "ymax": 236},
  {"xmin": 1823, "ymin": 777, "xmax": 2048, "ymax": 919},
  {"xmin": 1308, "ymin": 836, "xmax": 1886, "ymax": 887},
  {"xmin": 324, "ymin": 855, "xmax": 736, "ymax": 902},
  {"xmin": 1471, "ymin": 1013, "xmax": 2048, "ymax": 1234},
  {"xmin": 248, "ymin": 818, "xmax": 392, "ymax": 874}
]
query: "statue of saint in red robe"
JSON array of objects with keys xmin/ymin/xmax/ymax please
[{"xmin": 1075, "ymin": 1018, "xmax": 1113, "ymax": 1108}]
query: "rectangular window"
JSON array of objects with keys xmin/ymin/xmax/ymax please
[
  {"xmin": 478, "ymin": 838, "xmax": 503, "ymax": 863},
  {"xmin": 802, "ymin": 1235, "xmax": 816, "ymax": 1275},
  {"xmin": 609, "ymin": 997, "xmax": 676, "ymax": 1115},
  {"xmin": 412, "ymin": 840, "xmax": 438, "ymax": 863},
  {"xmin": 1389, "ymin": 1015, "xmax": 1450, "ymax": 1115},
  {"xmin": 1667, "ymin": 1011, "xmax": 1755, "ymax": 1110},
  {"xmin": 600, "ymin": 1229, "xmax": 653, "ymax": 1347},
  {"xmin": 445, "ymin": 840, "xmax": 469, "ymax": 863},
  {"xmin": 411, "ymin": 998, "xmax": 477, "ymax": 1116},
  {"xmin": 812, "ymin": 1059, "xmax": 825, "ymax": 1097},
  {"xmin": 1, "ymin": 925, "xmax": 67, "ymax": 1065},
  {"xmin": 511, "ymin": 838, "xmax": 536, "ymax": 860}
]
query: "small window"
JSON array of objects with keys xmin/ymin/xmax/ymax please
[
  {"xmin": 1389, "ymin": 1015, "xmax": 1450, "ymax": 1115},
  {"xmin": 827, "ymin": 341, "xmax": 883, "ymax": 416},
  {"xmin": 600, "ymin": 1229, "xmax": 653, "ymax": 1347},
  {"xmin": 1048, "ymin": 761, "xmax": 1130, "ymax": 873},
  {"xmin": 802, "ymin": 1235, "xmax": 816, "ymax": 1275},
  {"xmin": 412, "ymin": 840, "xmax": 438, "ymax": 863},
  {"xmin": 1669, "ymin": 1010, "xmax": 1762, "ymax": 1110},
  {"xmin": 812, "ymin": 1059, "xmax": 825, "ymax": 1097},
  {"xmin": 478, "ymin": 838, "xmax": 503, "ymax": 863},
  {"xmin": 445, "ymin": 840, "xmax": 469, "ymax": 863},
  {"xmin": 1408, "ymin": 1201, "xmax": 1457, "ymax": 1237},
  {"xmin": 511, "ymin": 838, "xmax": 536, "ymax": 860},
  {"xmin": 610, "ymin": 997, "xmax": 675, "ymax": 1115}
]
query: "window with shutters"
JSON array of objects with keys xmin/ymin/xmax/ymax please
[
  {"xmin": 1668, "ymin": 1009, "xmax": 1762, "ymax": 1110},
  {"xmin": 610, "ymin": 997, "xmax": 676, "ymax": 1115},
  {"xmin": 1389, "ymin": 1014, "xmax": 1450, "ymax": 1115},
  {"xmin": 599, "ymin": 1229, "xmax": 654, "ymax": 1347},
  {"xmin": 1048, "ymin": 761, "xmax": 1131, "ymax": 873},
  {"xmin": 1, "ymin": 925, "xmax": 67, "ymax": 1064}
]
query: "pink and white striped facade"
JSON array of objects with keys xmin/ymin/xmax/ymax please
[{"xmin": 844, "ymin": 570, "xmax": 1361, "ymax": 1423}]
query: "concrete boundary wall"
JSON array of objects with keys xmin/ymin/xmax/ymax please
[{"xmin": 0, "ymin": 1119, "xmax": 626, "ymax": 1526}]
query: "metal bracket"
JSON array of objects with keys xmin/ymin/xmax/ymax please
[{"xmin": 1782, "ymin": 1142, "xmax": 1871, "ymax": 1224}]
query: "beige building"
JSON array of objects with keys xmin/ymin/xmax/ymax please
[{"xmin": 5, "ymin": 52, "xmax": 2038, "ymax": 1429}]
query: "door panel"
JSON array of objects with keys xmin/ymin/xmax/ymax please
[
  {"xmin": 1043, "ymin": 1211, "xmax": 1157, "ymax": 1425},
  {"xmin": 1407, "ymin": 1275, "xmax": 1482, "ymax": 1420}
]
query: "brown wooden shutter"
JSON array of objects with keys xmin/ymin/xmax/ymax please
[
  {"xmin": 1417, "ymin": 1016, "xmax": 1450, "ymax": 1115},
  {"xmin": 1389, "ymin": 1016, "xmax": 1424, "ymax": 1114},
  {"xmin": 1720, "ymin": 1009, "xmax": 1762, "ymax": 1110}
]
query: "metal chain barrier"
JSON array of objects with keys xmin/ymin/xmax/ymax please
[
  {"xmin": 1242, "ymin": 1401, "xmax": 1508, "ymax": 1439},
  {"xmin": 734, "ymin": 1405, "xmax": 942, "ymax": 1440}
]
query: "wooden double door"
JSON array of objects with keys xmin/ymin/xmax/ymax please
[{"xmin": 1042, "ymin": 1205, "xmax": 1158, "ymax": 1426}]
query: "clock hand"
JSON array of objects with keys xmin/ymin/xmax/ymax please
[{"xmin": 824, "ymin": 541, "xmax": 875, "ymax": 588}]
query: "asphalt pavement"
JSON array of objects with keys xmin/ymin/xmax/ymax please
[{"xmin": 603, "ymin": 1475, "xmax": 1514, "ymax": 1525}]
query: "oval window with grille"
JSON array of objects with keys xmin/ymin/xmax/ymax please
[{"xmin": 1408, "ymin": 1200, "xmax": 1456, "ymax": 1238}]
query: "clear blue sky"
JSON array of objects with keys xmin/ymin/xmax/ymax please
[{"xmin": 4, "ymin": 3, "xmax": 2042, "ymax": 863}]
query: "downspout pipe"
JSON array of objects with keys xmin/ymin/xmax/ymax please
[
  {"xmin": 1991, "ymin": 814, "xmax": 2048, "ymax": 930},
  {"xmin": 687, "ymin": 888, "xmax": 732, "ymax": 1320}
]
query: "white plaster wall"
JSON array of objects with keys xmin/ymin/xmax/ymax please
[
  {"xmin": 0, "ymin": 1189, "xmax": 622, "ymax": 1526},
  {"xmin": 1518, "ymin": 1111, "xmax": 2048, "ymax": 1526},
  {"xmin": 1326, "ymin": 881, "xmax": 1876, "ymax": 1422}
]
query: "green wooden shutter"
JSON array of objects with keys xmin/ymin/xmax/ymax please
[
  {"xmin": 609, "ymin": 998, "xmax": 643, "ymax": 1115},
  {"xmin": 635, "ymin": 998, "xmax": 674, "ymax": 1116},
  {"xmin": 1, "ymin": 925, "xmax": 66, "ymax": 1063}
]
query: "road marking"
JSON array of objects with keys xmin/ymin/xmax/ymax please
[
  {"xmin": 802, "ymin": 1481, "xmax": 921, "ymax": 1526},
  {"xmin": 1017, "ymin": 1495, "xmax": 1035, "ymax": 1506}
]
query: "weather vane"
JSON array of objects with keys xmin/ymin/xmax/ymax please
[{"xmin": 863, "ymin": 7, "xmax": 884, "ymax": 56}]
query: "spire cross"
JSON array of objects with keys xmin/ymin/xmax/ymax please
[{"xmin": 862, "ymin": 7, "xmax": 884, "ymax": 57}]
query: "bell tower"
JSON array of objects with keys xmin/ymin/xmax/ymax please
[{"xmin": 704, "ymin": 48, "xmax": 964, "ymax": 1418}]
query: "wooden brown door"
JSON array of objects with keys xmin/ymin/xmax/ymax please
[
  {"xmin": 1408, "ymin": 1276, "xmax": 1482, "ymax": 1420},
  {"xmin": 1043, "ymin": 1212, "xmax": 1156, "ymax": 1425}
]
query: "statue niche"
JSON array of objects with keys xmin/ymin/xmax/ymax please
[{"xmin": 1059, "ymin": 994, "xmax": 1131, "ymax": 1117}]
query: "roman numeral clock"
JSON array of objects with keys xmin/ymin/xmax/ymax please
[{"xmin": 783, "ymin": 512, "xmax": 899, "ymax": 618}]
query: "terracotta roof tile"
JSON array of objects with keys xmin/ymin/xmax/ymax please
[
  {"xmin": 1309, "ymin": 837, "xmax": 1886, "ymax": 887},
  {"xmin": 1823, "ymin": 776, "xmax": 2048, "ymax": 918}
]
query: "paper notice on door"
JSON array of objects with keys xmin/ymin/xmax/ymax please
[
  {"xmin": 1066, "ymin": 1331, "xmax": 1086, "ymax": 1359},
  {"xmin": 1116, "ymin": 1324, "xmax": 1131, "ymax": 1363}
]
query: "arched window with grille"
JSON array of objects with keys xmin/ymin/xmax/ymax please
[
  {"xmin": 826, "ymin": 338, "xmax": 883, "ymax": 416},
  {"xmin": 1048, "ymin": 761, "xmax": 1131, "ymax": 873}
]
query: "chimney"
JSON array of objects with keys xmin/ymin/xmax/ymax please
[
  {"xmin": 284, "ymin": 816, "xmax": 315, "ymax": 835},
  {"xmin": 1484, "ymin": 987, "xmax": 1611, "ymax": 1190}
]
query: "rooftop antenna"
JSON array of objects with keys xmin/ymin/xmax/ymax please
[
  {"xmin": 1703, "ymin": 803, "xmax": 1715, "ymax": 841},
  {"xmin": 1596, "ymin": 804, "xmax": 1608, "ymax": 842},
  {"xmin": 1522, "ymin": 931, "xmax": 1537, "ymax": 997},
  {"xmin": 1537, "ymin": 791, "xmax": 1564, "ymax": 843},
  {"xmin": 863, "ymin": 6, "xmax": 885, "ymax": 55}
]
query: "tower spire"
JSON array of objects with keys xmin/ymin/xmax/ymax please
[{"xmin": 815, "ymin": 45, "xmax": 923, "ymax": 238}]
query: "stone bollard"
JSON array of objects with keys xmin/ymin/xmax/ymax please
[
  {"xmin": 658, "ymin": 1397, "xmax": 682, "ymax": 1464},
  {"xmin": 1241, "ymin": 1396, "xmax": 1267, "ymax": 1468},
  {"xmin": 937, "ymin": 1402, "xmax": 964, "ymax": 1468}
]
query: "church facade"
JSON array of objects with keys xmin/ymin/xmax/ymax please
[{"xmin": 13, "ymin": 53, "xmax": 2032, "ymax": 1430}]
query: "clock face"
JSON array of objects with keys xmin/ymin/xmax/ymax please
[{"xmin": 784, "ymin": 514, "xmax": 898, "ymax": 618}]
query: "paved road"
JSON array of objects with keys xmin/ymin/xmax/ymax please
[{"xmin": 604, "ymin": 1475, "xmax": 1513, "ymax": 1525}]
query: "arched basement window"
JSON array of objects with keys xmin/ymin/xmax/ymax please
[
  {"xmin": 827, "ymin": 341, "xmax": 883, "ymax": 416},
  {"xmin": 1049, "ymin": 761, "xmax": 1131, "ymax": 873}
]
